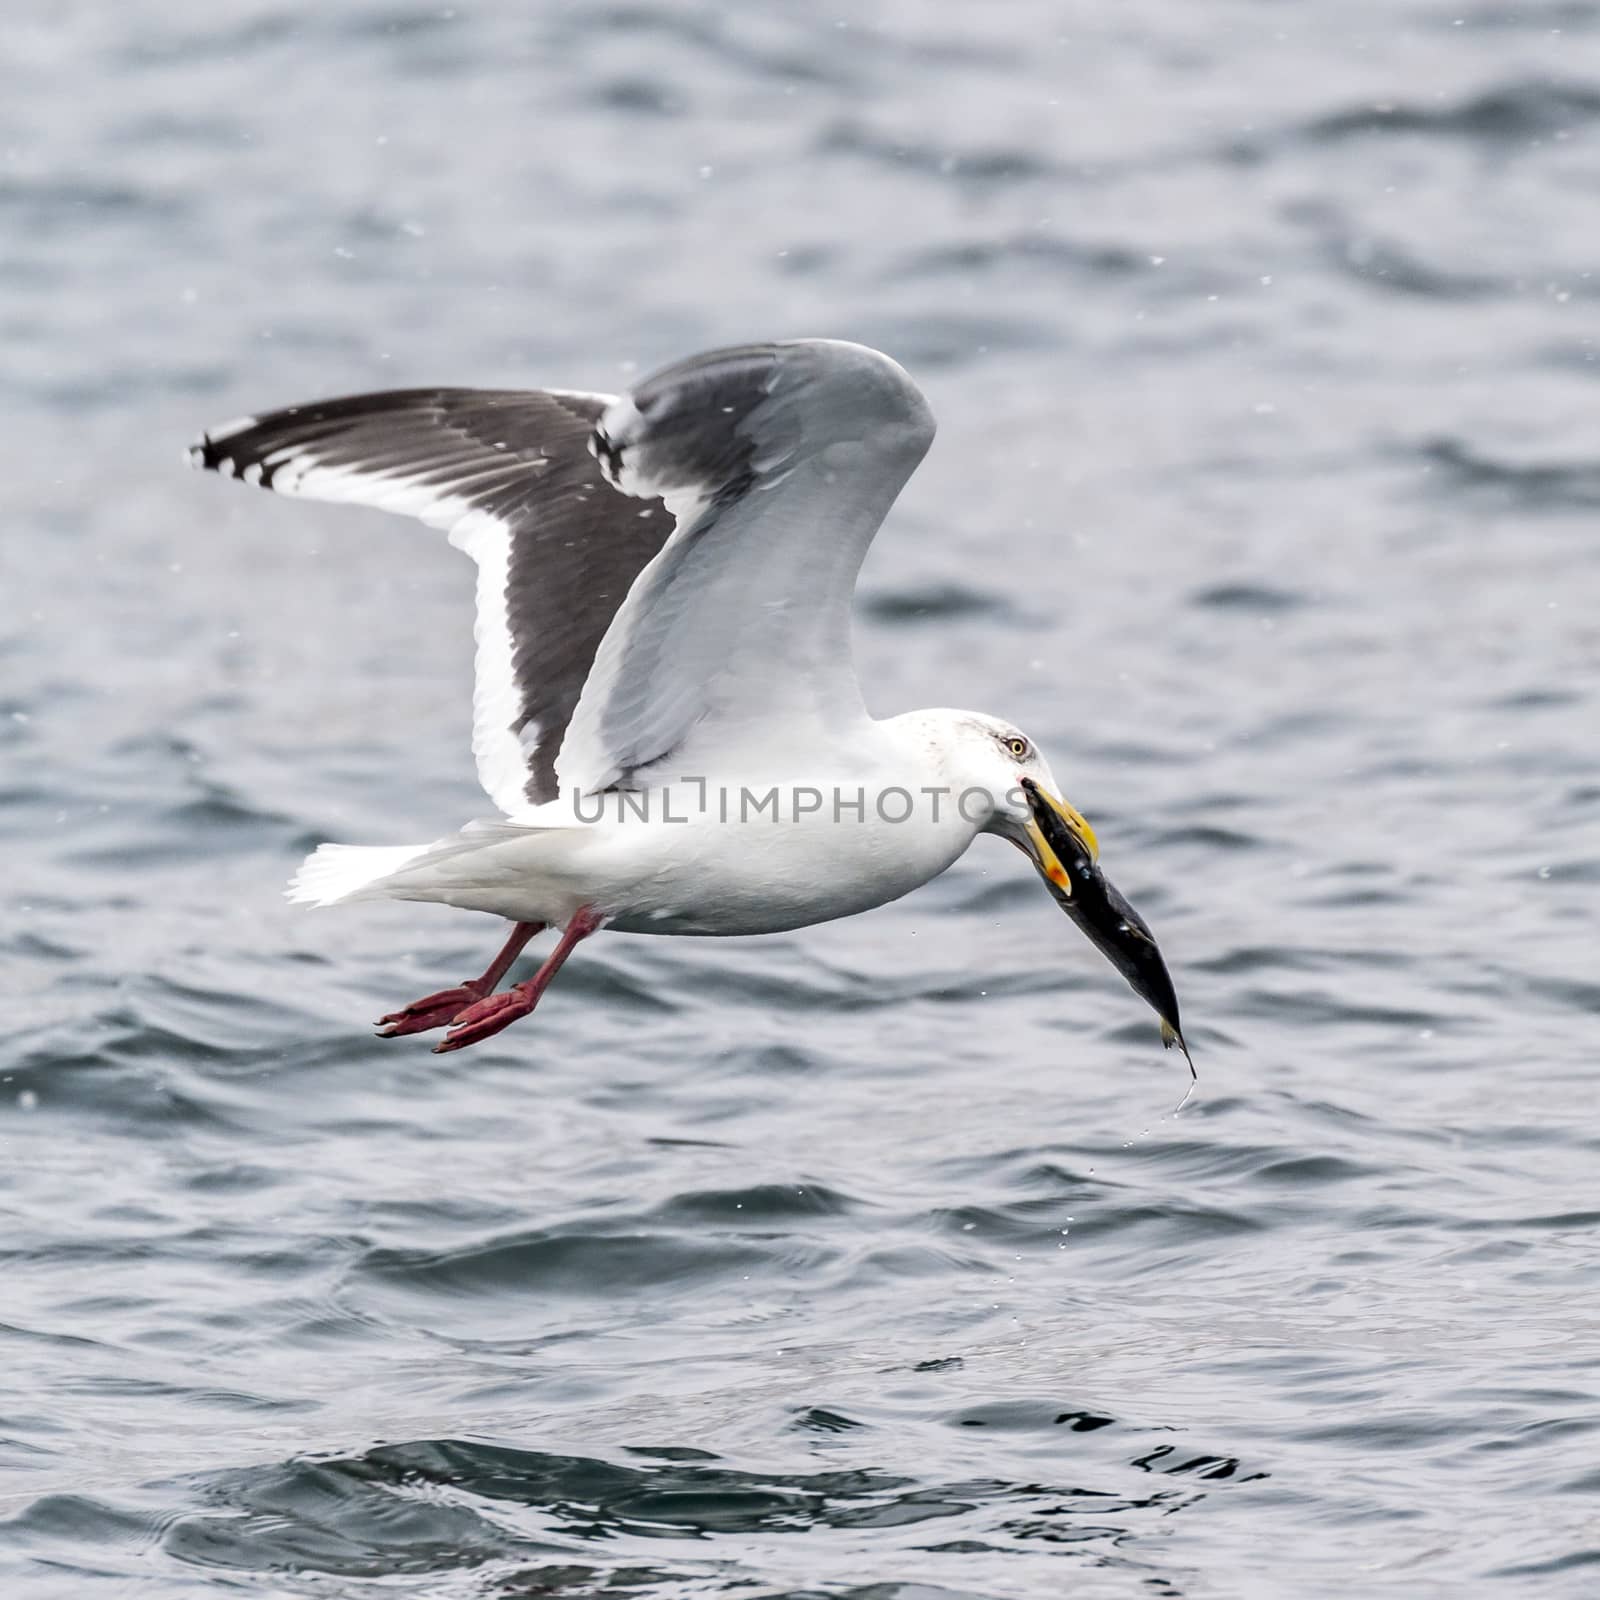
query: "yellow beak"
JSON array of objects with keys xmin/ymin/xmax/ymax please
[
  {"xmin": 1022, "ymin": 786, "xmax": 1099, "ymax": 896},
  {"xmin": 1015, "ymin": 776, "xmax": 1191, "ymax": 1073}
]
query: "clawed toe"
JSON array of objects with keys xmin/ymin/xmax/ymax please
[
  {"xmin": 374, "ymin": 910, "xmax": 599, "ymax": 1054},
  {"xmin": 433, "ymin": 989, "xmax": 533, "ymax": 1053},
  {"xmin": 375, "ymin": 983, "xmax": 484, "ymax": 1038}
]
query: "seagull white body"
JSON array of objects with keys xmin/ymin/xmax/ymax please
[
  {"xmin": 295, "ymin": 707, "xmax": 995, "ymax": 937},
  {"xmin": 191, "ymin": 338, "xmax": 1188, "ymax": 1056}
]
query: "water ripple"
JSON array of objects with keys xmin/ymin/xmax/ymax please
[{"xmin": 8, "ymin": 2, "xmax": 1599, "ymax": 1595}]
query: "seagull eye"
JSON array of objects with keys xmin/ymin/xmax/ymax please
[{"xmin": 1005, "ymin": 736, "xmax": 1030, "ymax": 760}]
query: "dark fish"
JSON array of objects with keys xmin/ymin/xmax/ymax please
[{"xmin": 1020, "ymin": 776, "xmax": 1192, "ymax": 1075}]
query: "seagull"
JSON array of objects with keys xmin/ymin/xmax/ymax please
[{"xmin": 189, "ymin": 339, "xmax": 1190, "ymax": 1063}]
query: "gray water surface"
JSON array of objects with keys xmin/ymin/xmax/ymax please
[{"xmin": 4, "ymin": 3, "xmax": 1600, "ymax": 1596}]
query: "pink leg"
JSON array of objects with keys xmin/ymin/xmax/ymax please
[
  {"xmin": 433, "ymin": 906, "xmax": 605, "ymax": 1054},
  {"xmin": 375, "ymin": 920, "xmax": 545, "ymax": 1038}
]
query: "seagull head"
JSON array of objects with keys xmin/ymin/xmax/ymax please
[{"xmin": 956, "ymin": 716, "xmax": 1191, "ymax": 1071}]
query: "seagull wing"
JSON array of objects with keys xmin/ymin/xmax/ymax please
[
  {"xmin": 190, "ymin": 387, "xmax": 676, "ymax": 815},
  {"xmin": 558, "ymin": 339, "xmax": 936, "ymax": 794}
]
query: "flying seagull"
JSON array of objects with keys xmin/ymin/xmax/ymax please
[{"xmin": 189, "ymin": 339, "xmax": 1189, "ymax": 1063}]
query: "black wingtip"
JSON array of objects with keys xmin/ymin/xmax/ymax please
[{"xmin": 187, "ymin": 412, "xmax": 263, "ymax": 477}]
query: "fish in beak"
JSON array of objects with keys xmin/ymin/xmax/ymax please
[{"xmin": 1016, "ymin": 776, "xmax": 1192, "ymax": 1075}]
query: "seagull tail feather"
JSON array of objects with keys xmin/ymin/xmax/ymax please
[{"xmin": 287, "ymin": 842, "xmax": 430, "ymax": 906}]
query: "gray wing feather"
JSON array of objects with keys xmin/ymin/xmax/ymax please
[
  {"xmin": 190, "ymin": 388, "xmax": 675, "ymax": 812},
  {"xmin": 558, "ymin": 340, "xmax": 936, "ymax": 793}
]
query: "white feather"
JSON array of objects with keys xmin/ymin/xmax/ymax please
[{"xmin": 287, "ymin": 842, "xmax": 431, "ymax": 906}]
